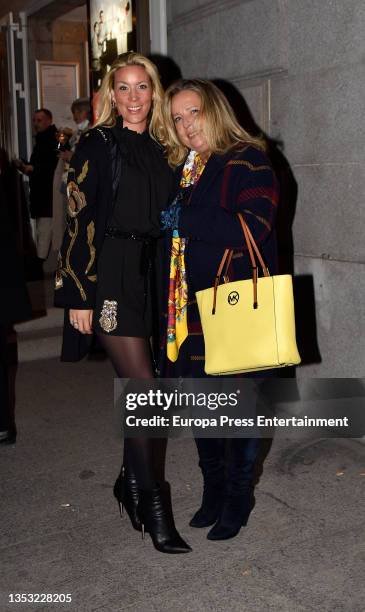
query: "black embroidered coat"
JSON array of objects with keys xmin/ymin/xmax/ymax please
[
  {"xmin": 54, "ymin": 127, "xmax": 120, "ymax": 360},
  {"xmin": 161, "ymin": 144, "xmax": 280, "ymax": 377}
]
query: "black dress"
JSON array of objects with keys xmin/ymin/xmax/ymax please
[{"xmin": 93, "ymin": 124, "xmax": 174, "ymax": 338}]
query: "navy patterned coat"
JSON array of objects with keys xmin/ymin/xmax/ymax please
[{"xmin": 161, "ymin": 144, "xmax": 279, "ymax": 377}]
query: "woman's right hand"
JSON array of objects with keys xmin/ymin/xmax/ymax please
[{"xmin": 69, "ymin": 309, "xmax": 93, "ymax": 334}]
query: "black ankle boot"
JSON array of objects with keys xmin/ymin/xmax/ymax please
[
  {"xmin": 137, "ymin": 482, "xmax": 192, "ymax": 554},
  {"xmin": 189, "ymin": 481, "xmax": 224, "ymax": 528},
  {"xmin": 113, "ymin": 466, "xmax": 141, "ymax": 532},
  {"xmin": 207, "ymin": 492, "xmax": 255, "ymax": 541}
]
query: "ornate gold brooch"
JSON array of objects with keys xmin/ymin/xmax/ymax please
[{"xmin": 99, "ymin": 300, "xmax": 118, "ymax": 333}]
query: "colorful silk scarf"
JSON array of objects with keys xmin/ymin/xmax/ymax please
[{"xmin": 167, "ymin": 150, "xmax": 206, "ymax": 362}]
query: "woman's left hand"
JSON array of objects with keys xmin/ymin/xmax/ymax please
[{"xmin": 69, "ymin": 309, "xmax": 93, "ymax": 334}]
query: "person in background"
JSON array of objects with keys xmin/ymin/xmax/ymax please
[
  {"xmin": 55, "ymin": 53, "xmax": 191, "ymax": 554},
  {"xmin": 0, "ymin": 148, "xmax": 31, "ymax": 444},
  {"xmin": 18, "ymin": 108, "xmax": 58, "ymax": 271},
  {"xmin": 160, "ymin": 79, "xmax": 279, "ymax": 541},
  {"xmin": 52, "ymin": 98, "xmax": 92, "ymax": 253}
]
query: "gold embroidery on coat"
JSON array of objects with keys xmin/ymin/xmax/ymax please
[
  {"xmin": 85, "ymin": 221, "xmax": 96, "ymax": 275},
  {"xmin": 65, "ymin": 218, "xmax": 87, "ymax": 301},
  {"xmin": 67, "ymin": 181, "xmax": 87, "ymax": 217},
  {"xmin": 55, "ymin": 253, "xmax": 66, "ymax": 289},
  {"xmin": 57, "ymin": 167, "xmax": 90, "ymax": 301},
  {"xmin": 99, "ymin": 300, "xmax": 118, "ymax": 333},
  {"xmin": 77, "ymin": 160, "xmax": 89, "ymax": 184}
]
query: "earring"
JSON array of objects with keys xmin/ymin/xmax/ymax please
[{"xmin": 111, "ymin": 100, "xmax": 116, "ymax": 110}]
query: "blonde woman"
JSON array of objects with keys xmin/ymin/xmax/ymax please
[
  {"xmin": 160, "ymin": 79, "xmax": 279, "ymax": 541},
  {"xmin": 55, "ymin": 53, "xmax": 190, "ymax": 554}
]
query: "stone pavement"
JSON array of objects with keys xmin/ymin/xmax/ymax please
[{"xmin": 0, "ymin": 357, "xmax": 364, "ymax": 612}]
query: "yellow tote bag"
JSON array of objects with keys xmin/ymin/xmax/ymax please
[{"xmin": 195, "ymin": 214, "xmax": 301, "ymax": 375}]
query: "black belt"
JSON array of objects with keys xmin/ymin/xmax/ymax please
[
  {"xmin": 105, "ymin": 227, "xmax": 158, "ymax": 242},
  {"xmin": 104, "ymin": 227, "xmax": 158, "ymax": 276}
]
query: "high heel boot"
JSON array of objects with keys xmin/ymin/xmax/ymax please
[
  {"xmin": 190, "ymin": 438, "xmax": 225, "ymax": 528},
  {"xmin": 189, "ymin": 479, "xmax": 224, "ymax": 528},
  {"xmin": 137, "ymin": 482, "xmax": 192, "ymax": 554},
  {"xmin": 207, "ymin": 492, "xmax": 255, "ymax": 540},
  {"xmin": 207, "ymin": 438, "xmax": 260, "ymax": 541},
  {"xmin": 113, "ymin": 466, "xmax": 141, "ymax": 532}
]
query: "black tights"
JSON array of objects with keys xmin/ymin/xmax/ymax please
[{"xmin": 96, "ymin": 334, "xmax": 166, "ymax": 489}]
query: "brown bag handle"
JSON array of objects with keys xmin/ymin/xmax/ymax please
[
  {"xmin": 211, "ymin": 213, "xmax": 269, "ymax": 314},
  {"xmin": 237, "ymin": 213, "xmax": 269, "ymax": 274}
]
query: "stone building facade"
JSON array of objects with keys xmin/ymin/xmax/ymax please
[{"xmin": 167, "ymin": 0, "xmax": 365, "ymax": 377}]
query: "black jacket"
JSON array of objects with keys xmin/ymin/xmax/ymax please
[
  {"xmin": 54, "ymin": 127, "xmax": 121, "ymax": 360},
  {"xmin": 29, "ymin": 124, "xmax": 58, "ymax": 218}
]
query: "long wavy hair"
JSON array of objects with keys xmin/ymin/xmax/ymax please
[
  {"xmin": 94, "ymin": 52, "xmax": 164, "ymax": 141},
  {"xmin": 161, "ymin": 79, "xmax": 265, "ymax": 167}
]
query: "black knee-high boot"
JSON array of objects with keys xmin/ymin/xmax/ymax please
[
  {"xmin": 207, "ymin": 437, "xmax": 260, "ymax": 540},
  {"xmin": 190, "ymin": 438, "xmax": 225, "ymax": 528}
]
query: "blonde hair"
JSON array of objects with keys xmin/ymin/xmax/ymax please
[
  {"xmin": 161, "ymin": 79, "xmax": 265, "ymax": 167},
  {"xmin": 94, "ymin": 52, "xmax": 164, "ymax": 141}
]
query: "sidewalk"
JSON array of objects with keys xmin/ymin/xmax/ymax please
[{"xmin": 0, "ymin": 357, "xmax": 364, "ymax": 611}]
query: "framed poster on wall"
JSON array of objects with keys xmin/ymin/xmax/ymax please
[
  {"xmin": 36, "ymin": 61, "xmax": 80, "ymax": 129},
  {"xmin": 88, "ymin": 0, "xmax": 136, "ymax": 93}
]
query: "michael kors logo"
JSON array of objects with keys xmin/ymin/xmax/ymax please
[{"xmin": 228, "ymin": 291, "xmax": 239, "ymax": 305}]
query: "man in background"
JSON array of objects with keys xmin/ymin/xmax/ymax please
[{"xmin": 19, "ymin": 108, "xmax": 58, "ymax": 269}]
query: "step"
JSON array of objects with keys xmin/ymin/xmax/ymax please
[
  {"xmin": 15, "ymin": 325, "xmax": 63, "ymax": 362},
  {"xmin": 14, "ymin": 307, "xmax": 64, "ymax": 333}
]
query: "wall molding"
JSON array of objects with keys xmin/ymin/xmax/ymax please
[
  {"xmin": 229, "ymin": 66, "xmax": 288, "ymax": 86},
  {"xmin": 167, "ymin": 0, "xmax": 254, "ymax": 31},
  {"xmin": 228, "ymin": 67, "xmax": 287, "ymax": 135}
]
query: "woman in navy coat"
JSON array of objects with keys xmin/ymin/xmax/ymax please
[{"xmin": 160, "ymin": 79, "xmax": 279, "ymax": 540}]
